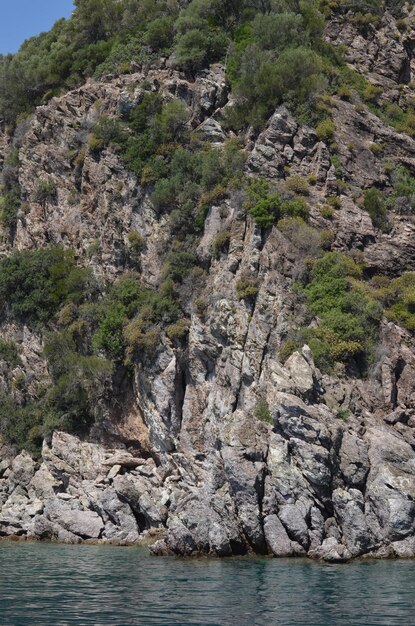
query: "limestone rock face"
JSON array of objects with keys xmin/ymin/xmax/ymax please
[{"xmin": 1, "ymin": 12, "xmax": 415, "ymax": 561}]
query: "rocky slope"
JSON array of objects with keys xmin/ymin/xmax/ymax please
[{"xmin": 1, "ymin": 9, "xmax": 415, "ymax": 561}]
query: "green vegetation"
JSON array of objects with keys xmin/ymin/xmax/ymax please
[
  {"xmin": 0, "ymin": 187, "xmax": 21, "ymax": 229},
  {"xmin": 0, "ymin": 245, "xmax": 188, "ymax": 451},
  {"xmin": 0, "ymin": 396, "xmax": 47, "ymax": 456},
  {"xmin": 211, "ymin": 230, "xmax": 231, "ymax": 259},
  {"xmin": 279, "ymin": 338, "xmax": 299, "ymax": 364},
  {"xmin": 33, "ymin": 180, "xmax": 57, "ymax": 204},
  {"xmin": 236, "ymin": 274, "xmax": 260, "ymax": 301},
  {"xmin": 0, "ymin": 148, "xmax": 22, "ymax": 230},
  {"xmin": 44, "ymin": 330, "xmax": 113, "ymax": 432},
  {"xmin": 386, "ymin": 166, "xmax": 415, "ymax": 213},
  {"xmin": 0, "ymin": 0, "xmax": 343, "ymax": 133},
  {"xmin": 363, "ymin": 187, "xmax": 390, "ymax": 232},
  {"xmin": 254, "ymin": 399, "xmax": 273, "ymax": 424},
  {"xmin": 316, "ymin": 118, "xmax": 335, "ymax": 143},
  {"xmin": 306, "ymin": 254, "xmax": 384, "ymax": 368},
  {"xmin": 0, "ymin": 247, "xmax": 93, "ymax": 326},
  {"xmin": 285, "ymin": 175, "xmax": 310, "ymax": 196},
  {"xmin": 245, "ymin": 179, "xmax": 309, "ymax": 229},
  {"xmin": 320, "ymin": 205, "xmax": 334, "ymax": 219},
  {"xmin": 0, "ymin": 0, "xmax": 411, "ymax": 145},
  {"xmin": 0, "ymin": 340, "xmax": 21, "ymax": 368},
  {"xmin": 336, "ymin": 407, "xmax": 351, "ymax": 421},
  {"xmin": 88, "ymin": 100, "xmax": 246, "ymax": 243},
  {"xmin": 287, "ymin": 252, "xmax": 384, "ymax": 372},
  {"xmin": 371, "ymin": 273, "xmax": 415, "ymax": 332}
]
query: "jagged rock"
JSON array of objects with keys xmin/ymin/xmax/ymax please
[
  {"xmin": 102, "ymin": 453, "xmax": 145, "ymax": 469},
  {"xmin": 163, "ymin": 521, "xmax": 198, "ymax": 556},
  {"xmin": 196, "ymin": 118, "xmax": 226, "ymax": 142},
  {"xmin": 29, "ymin": 515, "xmax": 82, "ymax": 544},
  {"xmin": 8, "ymin": 452, "xmax": 36, "ymax": 489},
  {"xmin": 284, "ymin": 352, "xmax": 316, "ymax": 400},
  {"xmin": 45, "ymin": 432, "xmax": 106, "ymax": 481},
  {"xmin": 339, "ymin": 431, "xmax": 369, "ymax": 489},
  {"xmin": 310, "ymin": 537, "xmax": 351, "ymax": 563},
  {"xmin": 264, "ymin": 515, "xmax": 294, "ymax": 557},
  {"xmin": 113, "ymin": 474, "xmax": 164, "ymax": 527},
  {"xmin": 333, "ymin": 488, "xmax": 375, "ymax": 557},
  {"xmin": 29, "ymin": 463, "xmax": 61, "ymax": 499},
  {"xmin": 44, "ymin": 499, "xmax": 104, "ymax": 539},
  {"xmin": 278, "ymin": 503, "xmax": 310, "ymax": 549}
]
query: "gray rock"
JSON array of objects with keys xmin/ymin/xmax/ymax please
[
  {"xmin": 44, "ymin": 499, "xmax": 104, "ymax": 539},
  {"xmin": 278, "ymin": 503, "xmax": 309, "ymax": 549},
  {"xmin": 264, "ymin": 515, "xmax": 294, "ymax": 557}
]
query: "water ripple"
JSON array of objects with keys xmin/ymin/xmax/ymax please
[{"xmin": 0, "ymin": 543, "xmax": 414, "ymax": 625}]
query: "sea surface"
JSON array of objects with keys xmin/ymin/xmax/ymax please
[{"xmin": 0, "ymin": 542, "xmax": 414, "ymax": 625}]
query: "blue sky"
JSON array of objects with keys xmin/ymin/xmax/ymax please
[{"xmin": 0, "ymin": 0, "xmax": 74, "ymax": 54}]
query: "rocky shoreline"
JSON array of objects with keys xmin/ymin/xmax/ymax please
[{"xmin": 2, "ymin": 344, "xmax": 415, "ymax": 564}]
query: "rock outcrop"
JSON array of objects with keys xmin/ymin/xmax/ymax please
[{"xmin": 1, "ymin": 9, "xmax": 415, "ymax": 562}]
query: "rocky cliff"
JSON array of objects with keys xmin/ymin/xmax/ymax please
[{"xmin": 1, "ymin": 6, "xmax": 415, "ymax": 562}]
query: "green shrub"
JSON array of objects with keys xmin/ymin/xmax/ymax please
[
  {"xmin": 245, "ymin": 179, "xmax": 283, "ymax": 228},
  {"xmin": 337, "ymin": 85, "xmax": 352, "ymax": 100},
  {"xmin": 327, "ymin": 195, "xmax": 341, "ymax": 209},
  {"xmin": 236, "ymin": 275, "xmax": 260, "ymax": 301},
  {"xmin": 166, "ymin": 318, "xmax": 190, "ymax": 341},
  {"xmin": 163, "ymin": 250, "xmax": 197, "ymax": 284},
  {"xmin": 285, "ymin": 175, "xmax": 310, "ymax": 196},
  {"xmin": 336, "ymin": 407, "xmax": 351, "ymax": 421},
  {"xmin": 44, "ymin": 330, "xmax": 113, "ymax": 434},
  {"xmin": 0, "ymin": 339, "xmax": 21, "ymax": 367},
  {"xmin": 126, "ymin": 231, "xmax": 145, "ymax": 267},
  {"xmin": 369, "ymin": 142, "xmax": 383, "ymax": 155},
  {"xmin": 278, "ymin": 217, "xmax": 322, "ymax": 259},
  {"xmin": 0, "ymin": 187, "xmax": 21, "ymax": 229},
  {"xmin": 34, "ymin": 180, "xmax": 57, "ymax": 204},
  {"xmin": 316, "ymin": 118, "xmax": 335, "ymax": 143},
  {"xmin": 210, "ymin": 230, "xmax": 231, "ymax": 259},
  {"xmin": 229, "ymin": 44, "xmax": 325, "ymax": 130},
  {"xmin": 92, "ymin": 304, "xmax": 125, "ymax": 360},
  {"xmin": 193, "ymin": 297, "xmax": 207, "ymax": 317},
  {"xmin": 123, "ymin": 319, "xmax": 161, "ymax": 359},
  {"xmin": 279, "ymin": 338, "xmax": 299, "ymax": 363},
  {"xmin": 374, "ymin": 272, "xmax": 415, "ymax": 332},
  {"xmin": 319, "ymin": 228, "xmax": 335, "ymax": 250},
  {"xmin": 280, "ymin": 196, "xmax": 309, "ymax": 221},
  {"xmin": 320, "ymin": 205, "xmax": 334, "ymax": 219},
  {"xmin": 362, "ymin": 83, "xmax": 383, "ymax": 104},
  {"xmin": 0, "ymin": 396, "xmax": 45, "ymax": 454},
  {"xmin": 0, "ymin": 247, "xmax": 93, "ymax": 326},
  {"xmin": 303, "ymin": 252, "xmax": 382, "ymax": 371},
  {"xmin": 151, "ymin": 177, "xmax": 179, "ymax": 212},
  {"xmin": 144, "ymin": 16, "xmax": 175, "ymax": 51},
  {"xmin": 386, "ymin": 166, "xmax": 415, "ymax": 213},
  {"xmin": 363, "ymin": 187, "xmax": 391, "ymax": 232}
]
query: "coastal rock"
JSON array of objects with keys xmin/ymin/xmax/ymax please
[{"xmin": 43, "ymin": 499, "xmax": 104, "ymax": 539}]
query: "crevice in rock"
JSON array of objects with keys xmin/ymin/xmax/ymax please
[
  {"xmin": 391, "ymin": 357, "xmax": 406, "ymax": 409},
  {"xmin": 175, "ymin": 355, "xmax": 188, "ymax": 435},
  {"xmin": 258, "ymin": 328, "xmax": 272, "ymax": 381},
  {"xmin": 398, "ymin": 57, "xmax": 411, "ymax": 85},
  {"xmin": 231, "ymin": 294, "xmax": 258, "ymax": 414}
]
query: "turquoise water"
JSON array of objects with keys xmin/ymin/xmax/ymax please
[{"xmin": 0, "ymin": 543, "xmax": 414, "ymax": 625}]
